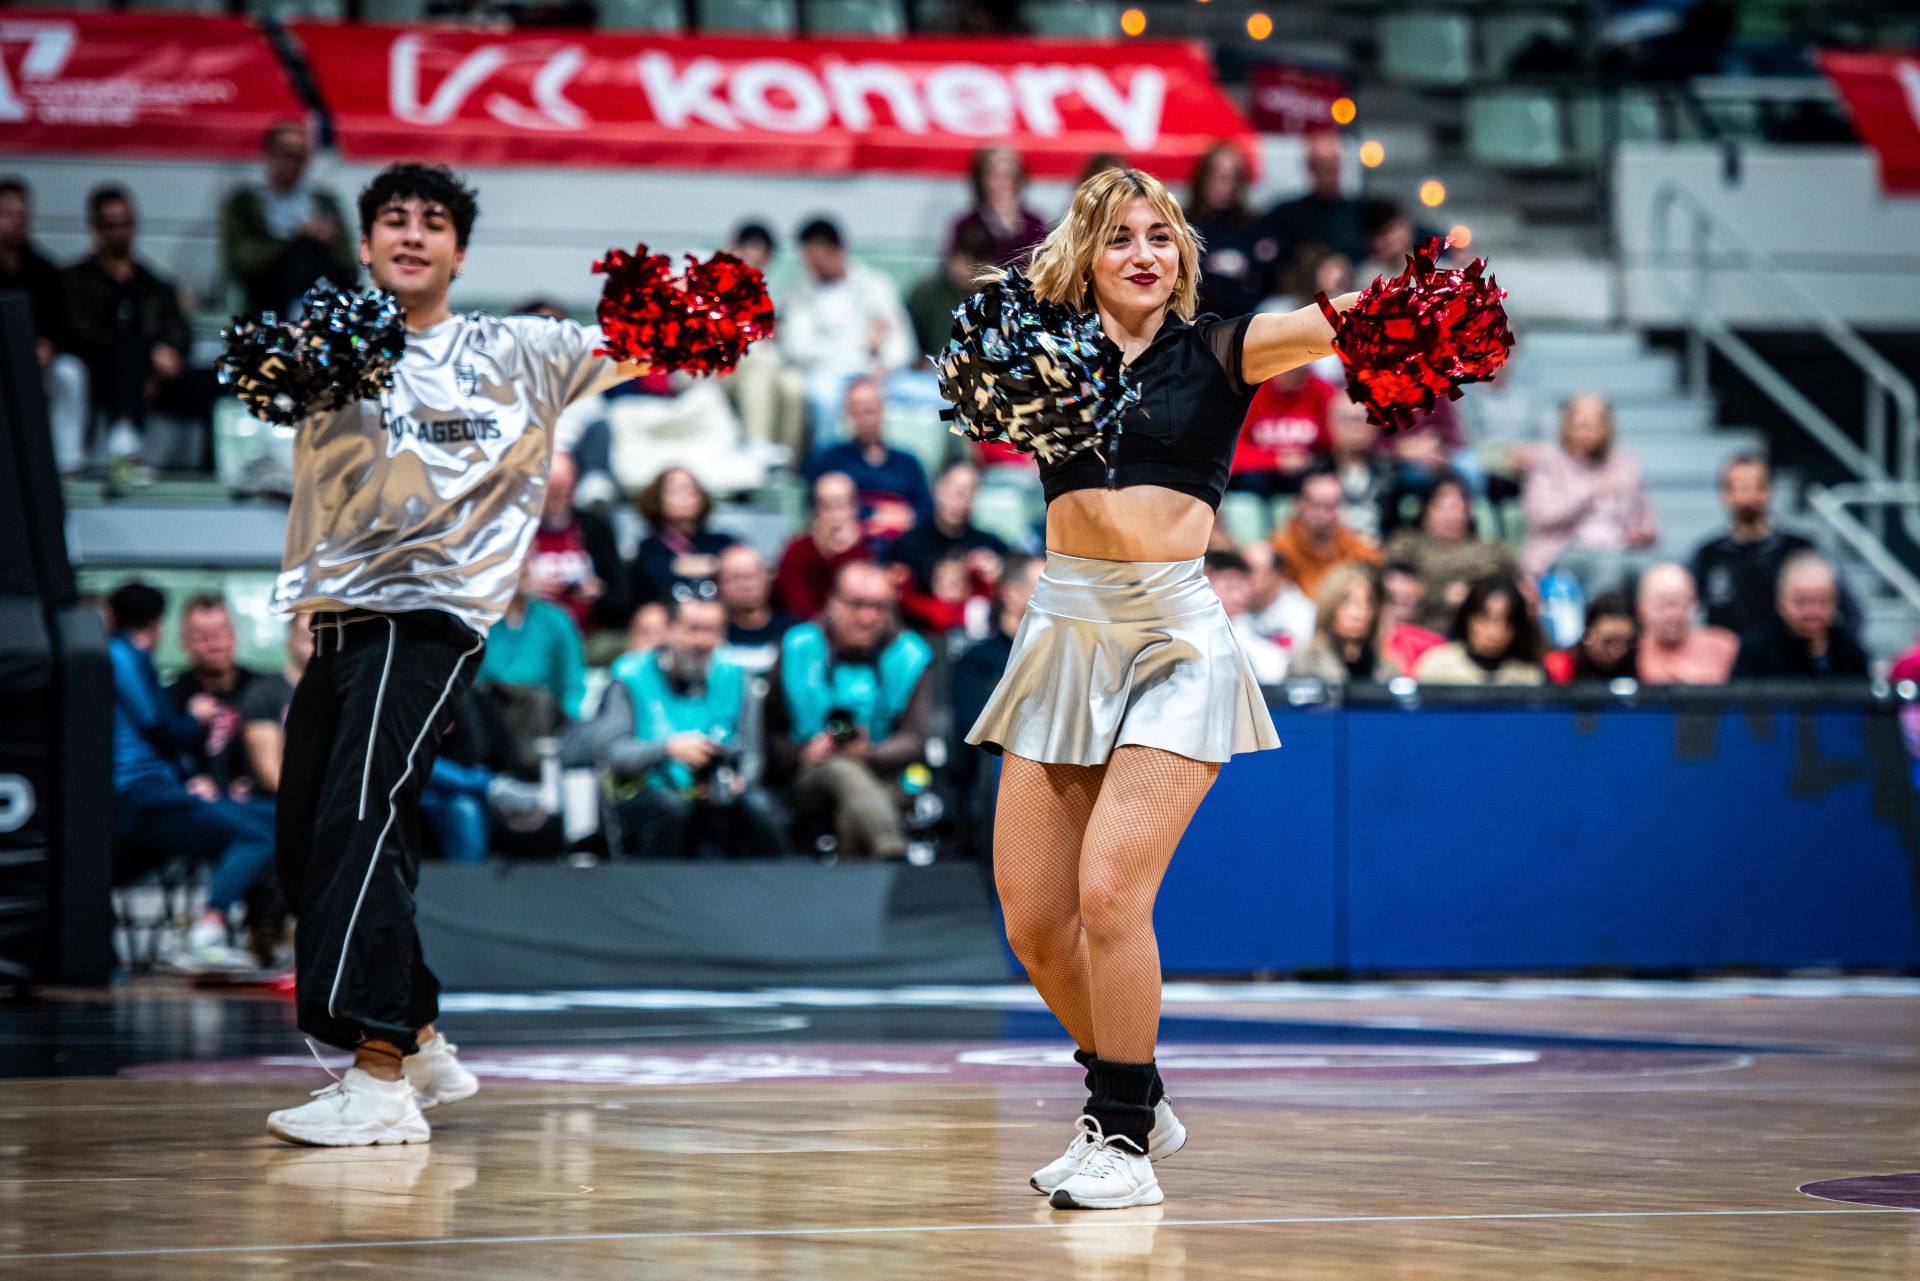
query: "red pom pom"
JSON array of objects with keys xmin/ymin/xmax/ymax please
[
  {"xmin": 1317, "ymin": 237, "xmax": 1514, "ymax": 433},
  {"xmin": 592, "ymin": 243, "xmax": 775, "ymax": 377}
]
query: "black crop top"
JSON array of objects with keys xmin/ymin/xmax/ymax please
[{"xmin": 1037, "ymin": 311, "xmax": 1259, "ymax": 511}]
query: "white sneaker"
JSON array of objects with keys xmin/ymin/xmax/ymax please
[
  {"xmin": 266, "ymin": 1068, "xmax": 430, "ymax": 1147},
  {"xmin": 404, "ymin": 1033, "xmax": 479, "ymax": 1110},
  {"xmin": 1048, "ymin": 1119, "xmax": 1164, "ymax": 1210},
  {"xmin": 1031, "ymin": 1100, "xmax": 1186, "ymax": 1195}
]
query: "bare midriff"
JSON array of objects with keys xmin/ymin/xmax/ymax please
[{"xmin": 1045, "ymin": 484, "xmax": 1216, "ymax": 563}]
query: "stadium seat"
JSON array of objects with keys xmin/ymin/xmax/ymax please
[
  {"xmin": 1477, "ymin": 11, "xmax": 1577, "ymax": 78},
  {"xmin": 698, "ymin": 0, "xmax": 799, "ymax": 33},
  {"xmin": 359, "ymin": 0, "xmax": 430, "ymax": 20},
  {"xmin": 1377, "ymin": 11, "xmax": 1475, "ymax": 87},
  {"xmin": 884, "ymin": 404, "xmax": 954, "ymax": 480},
  {"xmin": 1465, "ymin": 90, "xmax": 1565, "ymax": 169},
  {"xmin": 1219, "ymin": 490, "xmax": 1271, "ymax": 547},
  {"xmin": 601, "ymin": 0, "xmax": 687, "ymax": 29},
  {"xmin": 969, "ymin": 485, "xmax": 1038, "ymax": 549},
  {"xmin": 1566, "ymin": 90, "xmax": 1664, "ymax": 163},
  {"xmin": 805, "ymin": 0, "xmax": 906, "ymax": 34},
  {"xmin": 1023, "ymin": 0, "xmax": 1120, "ymax": 38}
]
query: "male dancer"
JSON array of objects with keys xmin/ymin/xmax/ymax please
[{"xmin": 266, "ymin": 163, "xmax": 647, "ymax": 1145}]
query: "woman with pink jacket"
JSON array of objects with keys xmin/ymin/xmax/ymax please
[{"xmin": 1521, "ymin": 393, "xmax": 1658, "ymax": 581}]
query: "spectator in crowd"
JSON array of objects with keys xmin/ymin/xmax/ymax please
[
  {"xmin": 107, "ymin": 582, "xmax": 276, "ymax": 968},
  {"xmin": 476, "ymin": 565, "xmax": 589, "ymax": 725},
  {"xmin": 947, "ymin": 146, "xmax": 1050, "ymax": 268},
  {"xmin": 612, "ymin": 601, "xmax": 672, "ymax": 684},
  {"xmin": 950, "ymin": 553, "xmax": 1042, "ymax": 857},
  {"xmin": 908, "ymin": 224, "xmax": 995, "ymax": 362},
  {"xmin": 1380, "ymin": 560, "xmax": 1447, "ymax": 673},
  {"xmin": 629, "ymin": 465, "xmax": 735, "ymax": 609},
  {"xmin": 1354, "ymin": 204, "xmax": 1433, "ymax": 287},
  {"xmin": 1186, "ymin": 141, "xmax": 1280, "ymax": 318},
  {"xmin": 1734, "ymin": 552, "xmax": 1869, "ymax": 679},
  {"xmin": 166, "ymin": 594, "xmax": 261, "ymax": 796},
  {"xmin": 1691, "ymin": 454, "xmax": 1852, "ymax": 637},
  {"xmin": 565, "ymin": 593, "xmax": 785, "ymax": 860},
  {"xmin": 1262, "ymin": 131, "xmax": 1370, "ymax": 267},
  {"xmin": 1384, "ymin": 470, "xmax": 1520, "ymax": 634},
  {"xmin": 779, "ymin": 217, "xmax": 915, "ymax": 440},
  {"xmin": 1266, "ymin": 243, "xmax": 1355, "ymax": 319},
  {"xmin": 805, "ymin": 378, "xmax": 934, "ymax": 542},
  {"xmin": 718, "ymin": 220, "xmax": 808, "ymax": 462},
  {"xmin": 63, "ymin": 186, "xmax": 191, "ymax": 484},
  {"xmin": 1326, "ymin": 392, "xmax": 1395, "ymax": 542},
  {"xmin": 1229, "ymin": 364, "xmax": 1336, "ymax": 498},
  {"xmin": 714, "ymin": 543, "xmax": 795, "ymax": 675},
  {"xmin": 1415, "ymin": 575, "xmax": 1547, "ymax": 685},
  {"xmin": 887, "ymin": 462, "xmax": 1007, "ymax": 594},
  {"xmin": 1240, "ymin": 539, "xmax": 1316, "ymax": 655},
  {"xmin": 1522, "ymin": 393, "xmax": 1658, "ymax": 582},
  {"xmin": 1388, "ymin": 396, "xmax": 1485, "ymax": 501},
  {"xmin": 219, "ymin": 121, "xmax": 357, "ymax": 317},
  {"xmin": 776, "ymin": 471, "xmax": 876, "ymax": 620},
  {"xmin": 0, "ymin": 176, "xmax": 88, "ymax": 475},
  {"xmin": 1290, "ymin": 563, "xmax": 1401, "ymax": 685},
  {"xmin": 1544, "ymin": 591, "xmax": 1638, "ymax": 684},
  {"xmin": 1636, "ymin": 562, "xmax": 1738, "ymax": 685},
  {"xmin": 419, "ymin": 690, "xmax": 546, "ymax": 864},
  {"xmin": 765, "ymin": 560, "xmax": 936, "ymax": 861},
  {"xmin": 235, "ymin": 614, "xmax": 312, "ymax": 800},
  {"xmin": 529, "ymin": 451, "xmax": 627, "ymax": 644},
  {"xmin": 1204, "ymin": 549, "xmax": 1291, "ymax": 684},
  {"xmin": 1272, "ymin": 465, "xmax": 1383, "ymax": 597}
]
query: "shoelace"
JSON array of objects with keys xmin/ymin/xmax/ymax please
[{"xmin": 302, "ymin": 1037, "xmax": 351, "ymax": 1106}]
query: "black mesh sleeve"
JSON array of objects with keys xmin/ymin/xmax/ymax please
[{"xmin": 1202, "ymin": 313, "xmax": 1259, "ymax": 399}]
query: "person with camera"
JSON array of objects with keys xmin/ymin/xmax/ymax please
[
  {"xmin": 564, "ymin": 589, "xmax": 786, "ymax": 859},
  {"xmin": 764, "ymin": 560, "xmax": 935, "ymax": 861}
]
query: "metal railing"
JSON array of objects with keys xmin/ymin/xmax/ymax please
[{"xmin": 1648, "ymin": 180, "xmax": 1920, "ymax": 569}]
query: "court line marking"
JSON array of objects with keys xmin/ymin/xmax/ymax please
[{"xmin": 3, "ymin": 1207, "xmax": 1909, "ymax": 1261}]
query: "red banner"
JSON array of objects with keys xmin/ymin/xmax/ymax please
[
  {"xmin": 0, "ymin": 11, "xmax": 302, "ymax": 158},
  {"xmin": 1820, "ymin": 49, "xmax": 1920, "ymax": 195},
  {"xmin": 288, "ymin": 24, "xmax": 1257, "ymax": 179},
  {"xmin": 1247, "ymin": 62, "xmax": 1348, "ymax": 135}
]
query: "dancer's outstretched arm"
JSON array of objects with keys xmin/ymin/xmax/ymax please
[{"xmin": 1240, "ymin": 291, "xmax": 1360, "ymax": 385}]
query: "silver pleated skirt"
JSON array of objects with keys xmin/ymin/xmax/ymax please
[{"xmin": 965, "ymin": 551, "xmax": 1282, "ymax": 766}]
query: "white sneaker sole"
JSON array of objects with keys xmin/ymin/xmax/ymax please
[
  {"xmin": 1048, "ymin": 1178, "xmax": 1165, "ymax": 1210},
  {"xmin": 266, "ymin": 1114, "xmax": 431, "ymax": 1147},
  {"xmin": 1032, "ymin": 1110, "xmax": 1187, "ymax": 1196},
  {"xmin": 411, "ymin": 1078, "xmax": 478, "ymax": 1111}
]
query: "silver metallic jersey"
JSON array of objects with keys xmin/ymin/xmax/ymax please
[{"xmin": 273, "ymin": 313, "xmax": 626, "ymax": 634}]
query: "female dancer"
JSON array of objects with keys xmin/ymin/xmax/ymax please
[{"xmin": 964, "ymin": 166, "xmax": 1359, "ymax": 1209}]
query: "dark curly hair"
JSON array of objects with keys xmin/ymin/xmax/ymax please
[
  {"xmin": 636, "ymin": 466, "xmax": 712, "ymax": 531},
  {"xmin": 357, "ymin": 163, "xmax": 480, "ymax": 248}
]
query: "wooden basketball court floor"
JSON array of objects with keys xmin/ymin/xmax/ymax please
[{"xmin": 5, "ymin": 977, "xmax": 1920, "ymax": 1278}]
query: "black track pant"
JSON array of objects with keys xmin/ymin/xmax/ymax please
[{"xmin": 276, "ymin": 608, "xmax": 484, "ymax": 1053}]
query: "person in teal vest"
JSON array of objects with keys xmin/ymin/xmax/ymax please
[
  {"xmin": 562, "ymin": 593, "xmax": 785, "ymax": 859},
  {"xmin": 764, "ymin": 560, "xmax": 935, "ymax": 860}
]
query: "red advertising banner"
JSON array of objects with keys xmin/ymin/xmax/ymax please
[
  {"xmin": 1247, "ymin": 62, "xmax": 1348, "ymax": 135},
  {"xmin": 0, "ymin": 12, "xmax": 303, "ymax": 158},
  {"xmin": 287, "ymin": 23, "xmax": 1258, "ymax": 179},
  {"xmin": 1820, "ymin": 49, "xmax": 1920, "ymax": 195}
]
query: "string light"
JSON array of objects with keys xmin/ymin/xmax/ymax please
[
  {"xmin": 1359, "ymin": 140, "xmax": 1385, "ymax": 168},
  {"xmin": 1246, "ymin": 12, "xmax": 1272, "ymax": 39},
  {"xmin": 1330, "ymin": 96, "xmax": 1357, "ymax": 125},
  {"xmin": 1120, "ymin": 6, "xmax": 1145, "ymax": 34},
  {"xmin": 1419, "ymin": 180, "xmax": 1447, "ymax": 207},
  {"xmin": 1448, "ymin": 223, "xmax": 1473, "ymax": 248}
]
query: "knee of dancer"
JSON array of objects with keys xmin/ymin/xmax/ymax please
[
  {"xmin": 1001, "ymin": 905, "xmax": 1079, "ymax": 968},
  {"xmin": 1077, "ymin": 877, "xmax": 1153, "ymax": 948}
]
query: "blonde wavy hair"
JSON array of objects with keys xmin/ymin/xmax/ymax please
[{"xmin": 998, "ymin": 167, "xmax": 1203, "ymax": 323}]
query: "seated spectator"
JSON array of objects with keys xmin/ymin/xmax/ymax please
[
  {"xmin": 1388, "ymin": 396, "xmax": 1485, "ymax": 501},
  {"xmin": 950, "ymin": 554, "xmax": 1042, "ymax": 857},
  {"xmin": 715, "ymin": 544, "xmax": 795, "ymax": 675},
  {"xmin": 1271, "ymin": 466, "xmax": 1383, "ymax": 597},
  {"xmin": 1326, "ymin": 392, "xmax": 1394, "ymax": 542},
  {"xmin": 718, "ymin": 220, "xmax": 809, "ymax": 462},
  {"xmin": 1384, "ymin": 470, "xmax": 1520, "ymax": 633},
  {"xmin": 236, "ymin": 615, "xmax": 312, "ymax": 800},
  {"xmin": 107, "ymin": 582, "xmax": 275, "ymax": 969},
  {"xmin": 476, "ymin": 567, "xmax": 588, "ymax": 729},
  {"xmin": 612, "ymin": 601, "xmax": 672, "ymax": 684},
  {"xmin": 1415, "ymin": 575, "xmax": 1547, "ymax": 686},
  {"xmin": 1204, "ymin": 550, "xmax": 1291, "ymax": 684},
  {"xmin": 888, "ymin": 462, "xmax": 1007, "ymax": 593},
  {"xmin": 947, "ymin": 146, "xmax": 1051, "ymax": 268},
  {"xmin": 1262, "ymin": 131, "xmax": 1370, "ymax": 267},
  {"xmin": 1691, "ymin": 453, "xmax": 1856, "ymax": 637},
  {"xmin": 1522, "ymin": 393, "xmax": 1658, "ymax": 582},
  {"xmin": 629, "ymin": 465, "xmax": 735, "ymax": 609},
  {"xmin": 64, "ymin": 186, "xmax": 191, "ymax": 483},
  {"xmin": 780, "ymin": 216, "xmax": 916, "ymax": 441},
  {"xmin": 909, "ymin": 224, "xmax": 995, "ymax": 361},
  {"xmin": 530, "ymin": 452, "xmax": 628, "ymax": 645},
  {"xmin": 1187, "ymin": 141, "xmax": 1280, "ymax": 319},
  {"xmin": 0, "ymin": 176, "xmax": 88, "ymax": 475},
  {"xmin": 420, "ymin": 690, "xmax": 546, "ymax": 864},
  {"xmin": 1291, "ymin": 564, "xmax": 1401, "ymax": 685},
  {"xmin": 219, "ymin": 121, "xmax": 357, "ymax": 318},
  {"xmin": 166, "ymin": 593, "xmax": 262, "ymax": 798},
  {"xmin": 1733, "ymin": 552, "xmax": 1869, "ymax": 679},
  {"xmin": 564, "ymin": 594, "xmax": 785, "ymax": 860},
  {"xmin": 765, "ymin": 561, "xmax": 936, "ymax": 861},
  {"xmin": 1636, "ymin": 563, "xmax": 1739, "ymax": 685},
  {"xmin": 776, "ymin": 471, "xmax": 876, "ymax": 620},
  {"xmin": 1240, "ymin": 539, "xmax": 1316, "ymax": 655},
  {"xmin": 1544, "ymin": 591, "xmax": 1638, "ymax": 684},
  {"xmin": 1229, "ymin": 364, "xmax": 1335, "ymax": 498},
  {"xmin": 805, "ymin": 378, "xmax": 934, "ymax": 543},
  {"xmin": 1380, "ymin": 561, "xmax": 1447, "ymax": 673}
]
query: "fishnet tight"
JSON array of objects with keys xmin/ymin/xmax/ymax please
[{"xmin": 994, "ymin": 746, "xmax": 1221, "ymax": 1063}]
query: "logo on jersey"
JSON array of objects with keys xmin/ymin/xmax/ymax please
[
  {"xmin": 387, "ymin": 413, "xmax": 503, "ymax": 446},
  {"xmin": 454, "ymin": 361, "xmax": 479, "ymax": 397}
]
